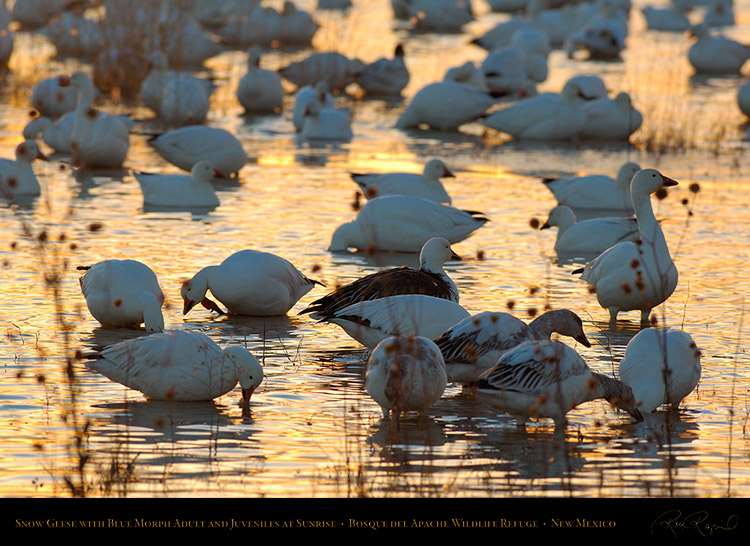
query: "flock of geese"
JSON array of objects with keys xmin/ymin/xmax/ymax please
[{"xmin": 0, "ymin": 0, "xmax": 715, "ymax": 431}]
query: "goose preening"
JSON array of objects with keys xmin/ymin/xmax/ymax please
[
  {"xmin": 135, "ymin": 160, "xmax": 222, "ymax": 209},
  {"xmin": 434, "ymin": 309, "xmax": 591, "ymax": 384},
  {"xmin": 301, "ymin": 237, "xmax": 461, "ymax": 319},
  {"xmin": 78, "ymin": 259, "xmax": 165, "ymax": 333},
  {"xmin": 576, "ymin": 168, "xmax": 679, "ymax": 325},
  {"xmin": 541, "ymin": 205, "xmax": 640, "ymax": 255},
  {"xmin": 237, "ymin": 46, "xmax": 284, "ymax": 114},
  {"xmin": 0, "ymin": 140, "xmax": 46, "ymax": 198},
  {"xmin": 292, "ymin": 82, "xmax": 335, "ymax": 132},
  {"xmin": 619, "ymin": 327, "xmax": 702, "ymax": 414},
  {"xmin": 66, "ymin": 71, "xmax": 130, "ymax": 169},
  {"xmin": 542, "ymin": 161, "xmax": 641, "ymax": 214},
  {"xmin": 356, "ymin": 44, "xmax": 409, "ymax": 97},
  {"xmin": 329, "ymin": 195, "xmax": 488, "ymax": 253},
  {"xmin": 351, "ymin": 158, "xmax": 454, "ymax": 204},
  {"xmin": 319, "ymin": 294, "xmax": 470, "ymax": 349},
  {"xmin": 86, "ymin": 330, "xmax": 263, "ymax": 403},
  {"xmin": 395, "ymin": 81, "xmax": 495, "ymax": 131},
  {"xmin": 477, "ymin": 340, "xmax": 642, "ymax": 430},
  {"xmin": 181, "ymin": 249, "xmax": 323, "ymax": 317},
  {"xmin": 299, "ymin": 95, "xmax": 353, "ymax": 141},
  {"xmin": 147, "ymin": 126, "xmax": 248, "ymax": 176},
  {"xmin": 366, "ymin": 335, "xmax": 447, "ymax": 418}
]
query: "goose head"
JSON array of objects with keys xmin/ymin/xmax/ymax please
[
  {"xmin": 192, "ymin": 160, "xmax": 224, "ymax": 182},
  {"xmin": 16, "ymin": 140, "xmax": 47, "ymax": 163},
  {"xmin": 419, "ymin": 237, "xmax": 461, "ymax": 272},
  {"xmin": 224, "ymin": 346, "xmax": 264, "ymax": 403},
  {"xmin": 631, "ymin": 168, "xmax": 678, "ymax": 198},
  {"xmin": 423, "ymin": 158, "xmax": 454, "ymax": 180}
]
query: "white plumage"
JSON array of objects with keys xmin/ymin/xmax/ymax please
[
  {"xmin": 541, "ymin": 205, "xmax": 640, "ymax": 255},
  {"xmin": 67, "ymin": 71, "xmax": 130, "ymax": 169},
  {"xmin": 147, "ymin": 126, "xmax": 248, "ymax": 176},
  {"xmin": 578, "ymin": 169, "xmax": 679, "ymax": 325},
  {"xmin": 87, "ymin": 330, "xmax": 263, "ymax": 402},
  {"xmin": 619, "ymin": 327, "xmax": 702, "ymax": 414},
  {"xmin": 542, "ymin": 161, "xmax": 641, "ymax": 213},
  {"xmin": 366, "ymin": 335, "xmax": 447, "ymax": 417},
  {"xmin": 688, "ymin": 23, "xmax": 750, "ymax": 74},
  {"xmin": 0, "ymin": 140, "xmax": 45, "ymax": 198},
  {"xmin": 79, "ymin": 259, "xmax": 165, "ymax": 333},
  {"xmin": 580, "ymin": 92, "xmax": 643, "ymax": 141},
  {"xmin": 237, "ymin": 46, "xmax": 284, "ymax": 114},
  {"xmin": 135, "ymin": 160, "xmax": 221, "ymax": 209},
  {"xmin": 396, "ymin": 81, "xmax": 495, "ymax": 131},
  {"xmin": 322, "ymin": 294, "xmax": 470, "ymax": 349},
  {"xmin": 328, "ymin": 195, "xmax": 488, "ymax": 253},
  {"xmin": 351, "ymin": 158, "xmax": 454, "ymax": 204},
  {"xmin": 357, "ymin": 44, "xmax": 409, "ymax": 97},
  {"xmin": 181, "ymin": 249, "xmax": 322, "ymax": 317}
]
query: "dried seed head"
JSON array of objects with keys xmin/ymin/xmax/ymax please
[
  {"xmin": 506, "ymin": 300, "xmax": 515, "ymax": 310},
  {"xmin": 621, "ymin": 282, "xmax": 631, "ymax": 294},
  {"xmin": 655, "ymin": 188, "xmax": 668, "ymax": 200},
  {"xmin": 529, "ymin": 218, "xmax": 540, "ymax": 229},
  {"xmin": 689, "ymin": 182, "xmax": 700, "ymax": 194},
  {"xmin": 476, "ymin": 250, "xmax": 485, "ymax": 261}
]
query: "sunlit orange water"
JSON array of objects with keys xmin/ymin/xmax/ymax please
[{"xmin": 0, "ymin": 0, "xmax": 749, "ymax": 498}]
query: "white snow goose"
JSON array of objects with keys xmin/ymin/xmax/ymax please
[
  {"xmin": 580, "ymin": 92, "xmax": 643, "ymax": 141},
  {"xmin": 738, "ymin": 79, "xmax": 750, "ymax": 118},
  {"xmin": 30, "ymin": 74, "xmax": 79, "ymax": 119},
  {"xmin": 366, "ymin": 335, "xmax": 447, "ymax": 418},
  {"xmin": 66, "ymin": 71, "xmax": 130, "ymax": 169},
  {"xmin": 86, "ymin": 330, "xmax": 263, "ymax": 403},
  {"xmin": 575, "ymin": 168, "xmax": 679, "ymax": 325},
  {"xmin": 329, "ymin": 195, "xmax": 488, "ymax": 253},
  {"xmin": 618, "ymin": 326, "xmax": 702, "ymax": 415},
  {"xmin": 641, "ymin": 0, "xmax": 691, "ymax": 32},
  {"xmin": 351, "ymin": 158, "xmax": 454, "ymax": 204},
  {"xmin": 237, "ymin": 46, "xmax": 284, "ymax": 114},
  {"xmin": 395, "ymin": 80, "xmax": 495, "ymax": 132},
  {"xmin": 292, "ymin": 82, "xmax": 335, "ymax": 132},
  {"xmin": 320, "ymin": 294, "xmax": 470, "ymax": 349},
  {"xmin": 301, "ymin": 237, "xmax": 461, "ymax": 319},
  {"xmin": 181, "ymin": 249, "xmax": 324, "ymax": 317},
  {"xmin": 688, "ymin": 23, "xmax": 750, "ymax": 74},
  {"xmin": 0, "ymin": 140, "xmax": 46, "ymax": 198},
  {"xmin": 23, "ymin": 113, "xmax": 74, "ymax": 154},
  {"xmin": 434, "ymin": 309, "xmax": 591, "ymax": 384},
  {"xmin": 78, "ymin": 259, "xmax": 165, "ymax": 333},
  {"xmin": 135, "ymin": 160, "xmax": 222, "ymax": 209},
  {"xmin": 147, "ymin": 126, "xmax": 248, "ymax": 176},
  {"xmin": 279, "ymin": 51, "xmax": 364, "ymax": 93},
  {"xmin": 481, "ymin": 77, "xmax": 587, "ymax": 140},
  {"xmin": 299, "ymin": 94, "xmax": 353, "ymax": 141},
  {"xmin": 477, "ymin": 340, "xmax": 642, "ymax": 430},
  {"xmin": 541, "ymin": 161, "xmax": 641, "ymax": 214},
  {"xmin": 540, "ymin": 205, "xmax": 640, "ymax": 255},
  {"xmin": 356, "ymin": 44, "xmax": 410, "ymax": 97}
]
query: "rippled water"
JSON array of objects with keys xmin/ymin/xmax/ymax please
[{"xmin": 1, "ymin": 0, "xmax": 749, "ymax": 500}]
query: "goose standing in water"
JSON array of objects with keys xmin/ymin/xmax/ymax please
[
  {"xmin": 78, "ymin": 259, "xmax": 165, "ymax": 333},
  {"xmin": 576, "ymin": 168, "xmax": 679, "ymax": 325},
  {"xmin": 619, "ymin": 326, "xmax": 702, "ymax": 414},
  {"xmin": 366, "ymin": 335, "xmax": 447, "ymax": 418},
  {"xmin": 181, "ymin": 249, "xmax": 323, "ymax": 317}
]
